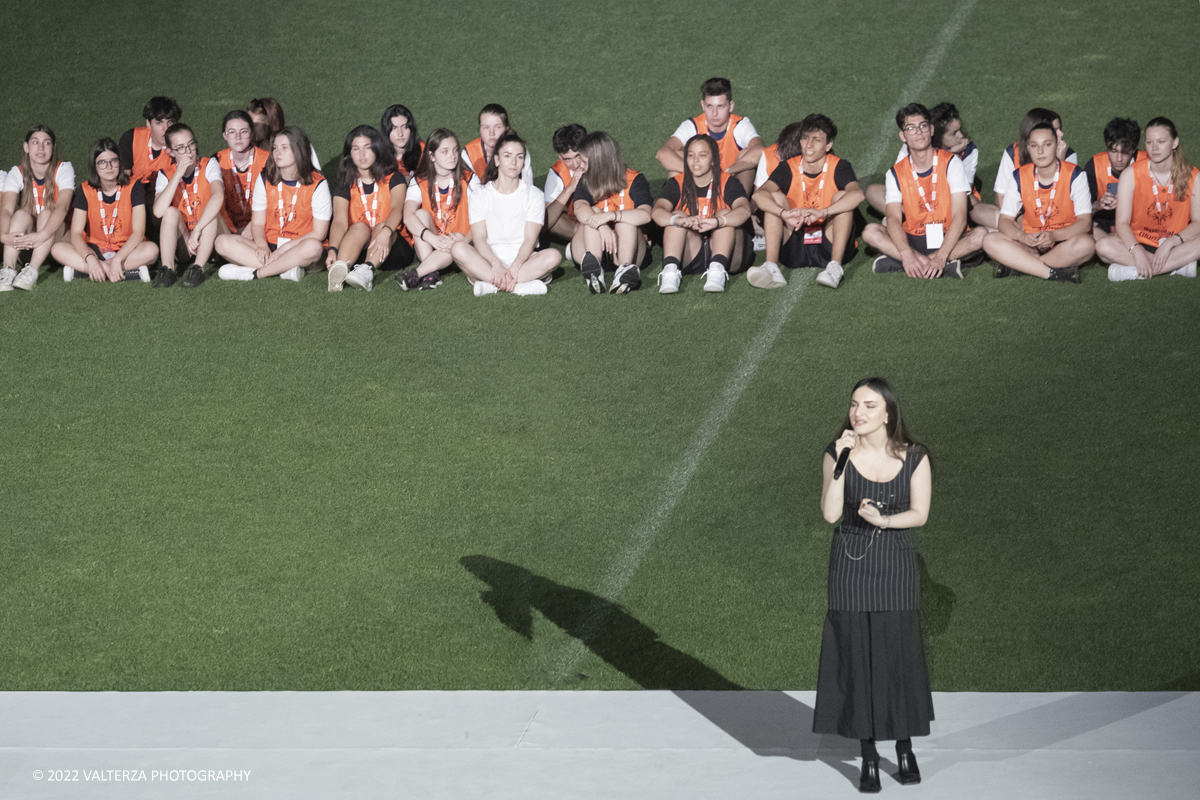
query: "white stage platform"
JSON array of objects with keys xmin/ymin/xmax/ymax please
[{"xmin": 2, "ymin": 691, "xmax": 1194, "ymax": 798}]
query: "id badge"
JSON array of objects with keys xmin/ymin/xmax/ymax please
[
  {"xmin": 276, "ymin": 236, "xmax": 291, "ymax": 246},
  {"xmin": 924, "ymin": 223, "xmax": 944, "ymax": 249},
  {"xmin": 802, "ymin": 225, "xmax": 823, "ymax": 245},
  {"xmin": 100, "ymin": 250, "xmax": 117, "ymax": 260}
]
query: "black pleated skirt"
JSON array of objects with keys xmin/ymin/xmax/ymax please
[{"xmin": 812, "ymin": 610, "xmax": 935, "ymax": 741}]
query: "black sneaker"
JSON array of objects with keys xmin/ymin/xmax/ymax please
[
  {"xmin": 610, "ymin": 263, "xmax": 641, "ymax": 294},
  {"xmin": 994, "ymin": 263, "xmax": 1019, "ymax": 278},
  {"xmin": 152, "ymin": 266, "xmax": 177, "ymax": 288},
  {"xmin": 1047, "ymin": 265, "xmax": 1081, "ymax": 284},
  {"xmin": 396, "ymin": 268, "xmax": 421, "ymax": 291},
  {"xmin": 872, "ymin": 254, "xmax": 904, "ymax": 273},
  {"xmin": 181, "ymin": 263, "xmax": 207, "ymax": 288},
  {"xmin": 581, "ymin": 253, "xmax": 606, "ymax": 294},
  {"xmin": 122, "ymin": 268, "xmax": 142, "ymax": 282},
  {"xmin": 939, "ymin": 259, "xmax": 963, "ymax": 278},
  {"xmin": 418, "ymin": 271, "xmax": 442, "ymax": 290}
]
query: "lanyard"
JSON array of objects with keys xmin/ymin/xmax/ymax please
[
  {"xmin": 799, "ymin": 159, "xmax": 828, "ymax": 206},
  {"xmin": 98, "ymin": 187, "xmax": 121, "ymax": 240},
  {"xmin": 178, "ymin": 163, "xmax": 202, "ymax": 220},
  {"xmin": 276, "ymin": 181, "xmax": 300, "ymax": 231},
  {"xmin": 1033, "ymin": 165, "xmax": 1060, "ymax": 228},
  {"xmin": 232, "ymin": 153, "xmax": 255, "ymax": 202},
  {"xmin": 1150, "ymin": 173, "xmax": 1173, "ymax": 213},
  {"xmin": 356, "ymin": 179, "xmax": 379, "ymax": 227},
  {"xmin": 603, "ymin": 188, "xmax": 626, "ymax": 213},
  {"xmin": 34, "ymin": 176, "xmax": 47, "ymax": 214},
  {"xmin": 909, "ymin": 153, "xmax": 938, "ymax": 214},
  {"xmin": 434, "ymin": 181, "xmax": 454, "ymax": 232},
  {"xmin": 694, "ymin": 180, "xmax": 714, "ymax": 217}
]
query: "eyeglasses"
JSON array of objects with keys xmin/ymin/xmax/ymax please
[
  {"xmin": 224, "ymin": 129, "xmax": 251, "ymax": 139},
  {"xmin": 96, "ymin": 158, "xmax": 120, "ymax": 169},
  {"xmin": 903, "ymin": 122, "xmax": 931, "ymax": 134},
  {"xmin": 172, "ymin": 142, "xmax": 198, "ymax": 153}
]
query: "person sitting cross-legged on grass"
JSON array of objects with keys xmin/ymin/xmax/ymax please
[
  {"xmin": 324, "ymin": 125, "xmax": 412, "ymax": 293},
  {"xmin": 398, "ymin": 129, "xmax": 477, "ymax": 292},
  {"xmin": 1095, "ymin": 117, "xmax": 1199, "ymax": 281},
  {"xmin": 460, "ymin": 131, "xmax": 560, "ymax": 296},
  {"xmin": 215, "ymin": 126, "xmax": 330, "ymax": 284},
  {"xmin": 543, "ymin": 123, "xmax": 588, "ymax": 263},
  {"xmin": 982, "ymin": 121, "xmax": 1094, "ymax": 283},
  {"xmin": 50, "ymin": 138, "xmax": 158, "ymax": 283},
  {"xmin": 656, "ymin": 77, "xmax": 763, "ymax": 197},
  {"xmin": 572, "ymin": 132, "xmax": 653, "ymax": 295},
  {"xmin": 862, "ymin": 103, "xmax": 984, "ymax": 281},
  {"xmin": 214, "ymin": 110, "xmax": 270, "ymax": 242},
  {"xmin": 747, "ymin": 121, "xmax": 804, "ymax": 289},
  {"xmin": 752, "ymin": 114, "xmax": 864, "ymax": 290},
  {"xmin": 151, "ymin": 123, "xmax": 225, "ymax": 288},
  {"xmin": 1083, "ymin": 117, "xmax": 1145, "ymax": 241},
  {"xmin": 0, "ymin": 125, "xmax": 76, "ymax": 292},
  {"xmin": 652, "ymin": 133, "xmax": 751, "ymax": 294}
]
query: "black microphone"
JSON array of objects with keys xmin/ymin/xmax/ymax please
[{"xmin": 833, "ymin": 447, "xmax": 851, "ymax": 480}]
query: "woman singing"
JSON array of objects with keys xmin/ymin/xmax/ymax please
[{"xmin": 816, "ymin": 377, "xmax": 933, "ymax": 793}]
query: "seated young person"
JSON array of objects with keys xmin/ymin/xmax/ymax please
[
  {"xmin": 572, "ymin": 132, "xmax": 653, "ymax": 294},
  {"xmin": 214, "ymin": 111, "xmax": 269, "ymax": 240},
  {"xmin": 982, "ymin": 121, "xmax": 1094, "ymax": 283},
  {"xmin": 381, "ymin": 104, "xmax": 423, "ymax": 179},
  {"xmin": 652, "ymin": 134, "xmax": 751, "ymax": 294},
  {"xmin": 461, "ymin": 131, "xmax": 560, "ymax": 296},
  {"xmin": 992, "ymin": 107, "xmax": 1077, "ymax": 213},
  {"xmin": 752, "ymin": 114, "xmax": 863, "ymax": 289},
  {"xmin": 248, "ymin": 98, "xmax": 322, "ymax": 170},
  {"xmin": 862, "ymin": 103, "xmax": 985, "ymax": 281},
  {"xmin": 748, "ymin": 122, "xmax": 804, "ymax": 286},
  {"xmin": 215, "ymin": 126, "xmax": 330, "ymax": 283},
  {"xmin": 656, "ymin": 77, "xmax": 763, "ymax": 194},
  {"xmin": 0, "ymin": 125, "xmax": 76, "ymax": 292},
  {"xmin": 50, "ymin": 138, "xmax": 158, "ymax": 283},
  {"xmin": 462, "ymin": 104, "xmax": 533, "ymax": 185},
  {"xmin": 325, "ymin": 125, "xmax": 412, "ymax": 292},
  {"xmin": 1083, "ymin": 117, "xmax": 1145, "ymax": 240},
  {"xmin": 398, "ymin": 129, "xmax": 476, "ymax": 292},
  {"xmin": 119, "ymin": 96, "xmax": 180, "ymax": 186},
  {"xmin": 544, "ymin": 123, "xmax": 588, "ymax": 255},
  {"xmin": 1096, "ymin": 117, "xmax": 1199, "ymax": 281},
  {"xmin": 152, "ymin": 123, "xmax": 225, "ymax": 288}
]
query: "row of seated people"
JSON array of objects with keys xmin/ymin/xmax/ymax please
[{"xmin": 1, "ymin": 80, "xmax": 1196, "ymax": 295}]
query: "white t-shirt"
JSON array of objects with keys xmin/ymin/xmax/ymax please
[
  {"xmin": 468, "ymin": 181, "xmax": 545, "ymax": 264},
  {"xmin": 251, "ymin": 175, "xmax": 333, "ymax": 219},
  {"xmin": 999, "ymin": 166, "xmax": 1091, "ymax": 221},
  {"xmin": 461, "ymin": 146, "xmax": 534, "ymax": 186},
  {"xmin": 753, "ymin": 151, "xmax": 774, "ymax": 189},
  {"xmin": 993, "ymin": 144, "xmax": 1078, "ymax": 198},
  {"xmin": 884, "ymin": 153, "xmax": 970, "ymax": 206},
  {"xmin": 544, "ymin": 167, "xmax": 572, "ymax": 204},
  {"xmin": 897, "ymin": 142, "xmax": 979, "ymax": 188},
  {"xmin": 155, "ymin": 159, "xmax": 223, "ymax": 193},
  {"xmin": 672, "ymin": 116, "xmax": 759, "ymax": 148},
  {"xmin": 309, "ymin": 145, "xmax": 321, "ymax": 172},
  {"xmin": 4, "ymin": 162, "xmax": 77, "ymax": 196}
]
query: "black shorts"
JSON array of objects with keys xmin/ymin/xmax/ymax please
[
  {"xmin": 682, "ymin": 229, "xmax": 755, "ymax": 275},
  {"xmin": 904, "ymin": 232, "xmax": 939, "ymax": 257},
  {"xmin": 376, "ymin": 235, "xmax": 415, "ymax": 271},
  {"xmin": 1095, "ymin": 217, "xmax": 1116, "ymax": 234},
  {"xmin": 781, "ymin": 228, "xmax": 859, "ymax": 269}
]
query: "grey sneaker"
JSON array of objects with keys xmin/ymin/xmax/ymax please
[
  {"xmin": 0, "ymin": 266, "xmax": 16, "ymax": 291},
  {"xmin": 12, "ymin": 265, "xmax": 38, "ymax": 290}
]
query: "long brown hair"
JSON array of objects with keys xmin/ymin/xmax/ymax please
[
  {"xmin": 19, "ymin": 125, "xmax": 61, "ymax": 216},
  {"xmin": 577, "ymin": 131, "xmax": 628, "ymax": 204},
  {"xmin": 262, "ymin": 126, "xmax": 317, "ymax": 186},
  {"xmin": 249, "ymin": 97, "xmax": 286, "ymax": 150},
  {"xmin": 836, "ymin": 377, "xmax": 927, "ymax": 461},
  {"xmin": 1146, "ymin": 117, "xmax": 1194, "ymax": 201},
  {"xmin": 680, "ymin": 134, "xmax": 722, "ymax": 216},
  {"xmin": 418, "ymin": 128, "xmax": 467, "ymax": 212},
  {"xmin": 481, "ymin": 130, "xmax": 527, "ymax": 185}
]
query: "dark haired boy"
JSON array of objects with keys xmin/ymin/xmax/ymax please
[
  {"xmin": 119, "ymin": 96, "xmax": 182, "ymax": 186},
  {"xmin": 862, "ymin": 103, "xmax": 984, "ymax": 280},
  {"xmin": 1083, "ymin": 117, "xmax": 1145, "ymax": 239},
  {"xmin": 544, "ymin": 123, "xmax": 587, "ymax": 253},
  {"xmin": 656, "ymin": 77, "xmax": 762, "ymax": 194}
]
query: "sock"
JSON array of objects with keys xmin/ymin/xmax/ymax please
[
  {"xmin": 860, "ymin": 738, "xmax": 879, "ymax": 761},
  {"xmin": 896, "ymin": 738, "xmax": 913, "ymax": 754},
  {"xmin": 712, "ymin": 254, "xmax": 730, "ymax": 270},
  {"xmin": 251, "ymin": 269, "xmax": 259, "ymax": 280},
  {"xmin": 663, "ymin": 256, "xmax": 681, "ymax": 270}
]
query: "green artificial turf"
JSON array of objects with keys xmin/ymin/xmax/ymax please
[{"xmin": 1, "ymin": 0, "xmax": 1199, "ymax": 692}]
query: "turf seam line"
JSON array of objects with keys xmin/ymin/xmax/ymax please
[
  {"xmin": 546, "ymin": 271, "xmax": 816, "ymax": 685},
  {"xmin": 513, "ymin": 706, "xmax": 541, "ymax": 748},
  {"xmin": 860, "ymin": 0, "xmax": 982, "ymax": 176}
]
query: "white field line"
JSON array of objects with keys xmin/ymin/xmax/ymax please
[{"xmin": 544, "ymin": 0, "xmax": 982, "ymax": 685}]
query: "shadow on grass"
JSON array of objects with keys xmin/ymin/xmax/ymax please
[{"xmin": 460, "ymin": 555, "xmax": 740, "ymax": 690}]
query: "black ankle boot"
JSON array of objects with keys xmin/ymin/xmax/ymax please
[
  {"xmin": 896, "ymin": 750, "xmax": 922, "ymax": 784},
  {"xmin": 859, "ymin": 759, "xmax": 882, "ymax": 793}
]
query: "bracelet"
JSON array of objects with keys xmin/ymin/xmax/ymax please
[
  {"xmin": 381, "ymin": 224, "xmax": 392, "ymax": 234},
  {"xmin": 718, "ymin": 215, "xmax": 725, "ymax": 229},
  {"xmin": 420, "ymin": 229, "xmax": 429, "ymax": 241},
  {"xmin": 329, "ymin": 247, "xmax": 339, "ymax": 256},
  {"xmin": 669, "ymin": 214, "xmax": 681, "ymax": 227},
  {"xmin": 1177, "ymin": 234, "xmax": 1185, "ymax": 246},
  {"xmin": 884, "ymin": 515, "xmax": 891, "ymax": 529},
  {"xmin": 1129, "ymin": 242, "xmax": 1141, "ymax": 252}
]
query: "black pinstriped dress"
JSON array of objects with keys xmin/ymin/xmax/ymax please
[{"xmin": 812, "ymin": 442, "xmax": 935, "ymax": 741}]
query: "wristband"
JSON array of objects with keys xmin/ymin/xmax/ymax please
[
  {"xmin": 669, "ymin": 214, "xmax": 681, "ymax": 227},
  {"xmin": 420, "ymin": 229, "xmax": 429, "ymax": 241},
  {"xmin": 1176, "ymin": 234, "xmax": 1185, "ymax": 246},
  {"xmin": 1129, "ymin": 242, "xmax": 1141, "ymax": 252}
]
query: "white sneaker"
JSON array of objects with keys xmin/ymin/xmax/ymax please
[
  {"xmin": 63, "ymin": 266, "xmax": 75, "ymax": 282},
  {"xmin": 1171, "ymin": 261, "xmax": 1197, "ymax": 278},
  {"xmin": 816, "ymin": 261, "xmax": 843, "ymax": 289},
  {"xmin": 513, "ymin": 280, "xmax": 548, "ymax": 296},
  {"xmin": 0, "ymin": 266, "xmax": 15, "ymax": 291},
  {"xmin": 564, "ymin": 242, "xmax": 572, "ymax": 263},
  {"xmin": 138, "ymin": 266, "xmax": 151, "ymax": 283},
  {"xmin": 344, "ymin": 264, "xmax": 373, "ymax": 291},
  {"xmin": 658, "ymin": 264, "xmax": 681, "ymax": 294},
  {"xmin": 752, "ymin": 235, "xmax": 766, "ymax": 252},
  {"xmin": 12, "ymin": 265, "xmax": 38, "ymax": 290},
  {"xmin": 1107, "ymin": 264, "xmax": 1140, "ymax": 282},
  {"xmin": 747, "ymin": 261, "xmax": 786, "ymax": 289},
  {"xmin": 703, "ymin": 263, "xmax": 727, "ymax": 292},
  {"xmin": 281, "ymin": 266, "xmax": 305, "ymax": 283},
  {"xmin": 473, "ymin": 280, "xmax": 499, "ymax": 296},
  {"xmin": 327, "ymin": 260, "xmax": 349, "ymax": 292},
  {"xmin": 218, "ymin": 265, "xmax": 257, "ymax": 281}
]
